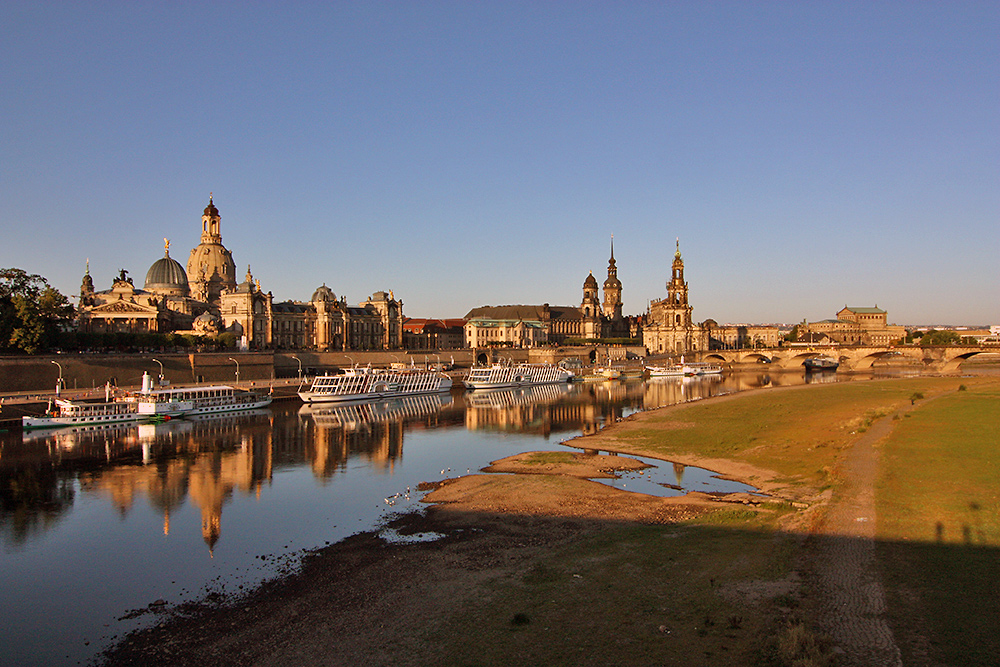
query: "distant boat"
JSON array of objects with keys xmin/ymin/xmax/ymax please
[
  {"xmin": 595, "ymin": 367, "xmax": 622, "ymax": 380},
  {"xmin": 804, "ymin": 357, "xmax": 839, "ymax": 372},
  {"xmin": 683, "ymin": 362, "xmax": 723, "ymax": 376},
  {"xmin": 646, "ymin": 364, "xmax": 685, "ymax": 377}
]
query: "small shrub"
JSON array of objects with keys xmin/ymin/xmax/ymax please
[
  {"xmin": 958, "ymin": 384, "xmax": 967, "ymax": 391},
  {"xmin": 774, "ymin": 622, "xmax": 835, "ymax": 667}
]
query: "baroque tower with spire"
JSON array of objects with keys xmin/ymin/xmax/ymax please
[
  {"xmin": 643, "ymin": 239, "xmax": 708, "ymax": 355},
  {"xmin": 602, "ymin": 235, "xmax": 623, "ymax": 320}
]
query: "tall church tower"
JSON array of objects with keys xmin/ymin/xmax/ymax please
[
  {"xmin": 602, "ymin": 236, "xmax": 623, "ymax": 320},
  {"xmin": 187, "ymin": 194, "xmax": 237, "ymax": 308},
  {"xmin": 665, "ymin": 238, "xmax": 691, "ymax": 325},
  {"xmin": 643, "ymin": 238, "xmax": 705, "ymax": 355}
]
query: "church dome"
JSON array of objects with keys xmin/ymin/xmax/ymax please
[
  {"xmin": 583, "ymin": 272, "xmax": 598, "ymax": 289},
  {"xmin": 145, "ymin": 248, "xmax": 190, "ymax": 297},
  {"xmin": 311, "ymin": 284, "xmax": 336, "ymax": 303},
  {"xmin": 603, "ymin": 274, "xmax": 622, "ymax": 289},
  {"xmin": 187, "ymin": 196, "xmax": 237, "ymax": 304}
]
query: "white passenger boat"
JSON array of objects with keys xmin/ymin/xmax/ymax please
[
  {"xmin": 22, "ymin": 398, "xmax": 145, "ymax": 430},
  {"xmin": 22, "ymin": 372, "xmax": 273, "ymax": 430},
  {"xmin": 462, "ymin": 363, "xmax": 574, "ymax": 390},
  {"xmin": 298, "ymin": 366, "xmax": 453, "ymax": 404},
  {"xmin": 683, "ymin": 362, "xmax": 723, "ymax": 376},
  {"xmin": 646, "ymin": 364, "xmax": 686, "ymax": 377}
]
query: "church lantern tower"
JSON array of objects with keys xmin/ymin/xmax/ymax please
[{"xmin": 187, "ymin": 194, "xmax": 237, "ymax": 308}]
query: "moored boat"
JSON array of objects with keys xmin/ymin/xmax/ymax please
[
  {"xmin": 299, "ymin": 366, "xmax": 452, "ymax": 404},
  {"xmin": 22, "ymin": 398, "xmax": 145, "ymax": 431},
  {"xmin": 682, "ymin": 362, "xmax": 723, "ymax": 376},
  {"xmin": 804, "ymin": 357, "xmax": 839, "ymax": 371},
  {"xmin": 463, "ymin": 363, "xmax": 574, "ymax": 390},
  {"xmin": 646, "ymin": 364, "xmax": 685, "ymax": 377},
  {"xmin": 22, "ymin": 371, "xmax": 272, "ymax": 430}
]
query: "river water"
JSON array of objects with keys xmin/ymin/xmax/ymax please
[{"xmin": 0, "ymin": 370, "xmax": 836, "ymax": 666}]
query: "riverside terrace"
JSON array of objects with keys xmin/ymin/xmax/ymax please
[{"xmin": 1, "ymin": 342, "xmax": 998, "ymax": 397}]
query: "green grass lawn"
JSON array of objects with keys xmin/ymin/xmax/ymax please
[
  {"xmin": 616, "ymin": 377, "xmax": 972, "ymax": 495},
  {"xmin": 419, "ymin": 376, "xmax": 1000, "ymax": 666}
]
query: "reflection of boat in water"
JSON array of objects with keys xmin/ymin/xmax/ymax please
[
  {"xmin": 804, "ymin": 357, "xmax": 839, "ymax": 371},
  {"xmin": 21, "ymin": 408, "xmax": 271, "ymax": 452},
  {"xmin": 464, "ymin": 382, "xmax": 573, "ymax": 409},
  {"xmin": 299, "ymin": 367, "xmax": 452, "ymax": 403},
  {"xmin": 299, "ymin": 393, "xmax": 452, "ymax": 429},
  {"xmin": 21, "ymin": 417, "xmax": 140, "ymax": 444},
  {"xmin": 463, "ymin": 363, "xmax": 574, "ymax": 390}
]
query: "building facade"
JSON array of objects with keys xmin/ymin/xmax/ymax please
[
  {"xmin": 77, "ymin": 197, "xmax": 404, "ymax": 350},
  {"xmin": 463, "ymin": 240, "xmax": 635, "ymax": 348},
  {"xmin": 800, "ymin": 306, "xmax": 905, "ymax": 346}
]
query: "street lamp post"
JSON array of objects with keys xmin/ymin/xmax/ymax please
[
  {"xmin": 228, "ymin": 357, "xmax": 240, "ymax": 386},
  {"xmin": 51, "ymin": 360, "xmax": 64, "ymax": 397},
  {"xmin": 151, "ymin": 358, "xmax": 164, "ymax": 386},
  {"xmin": 291, "ymin": 355, "xmax": 302, "ymax": 383}
]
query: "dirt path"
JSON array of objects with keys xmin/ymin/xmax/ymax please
[{"xmin": 809, "ymin": 407, "xmax": 909, "ymax": 666}]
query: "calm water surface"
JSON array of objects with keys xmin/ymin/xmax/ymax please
[{"xmin": 0, "ymin": 371, "xmax": 832, "ymax": 666}]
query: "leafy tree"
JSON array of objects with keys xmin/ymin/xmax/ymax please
[
  {"xmin": 784, "ymin": 324, "xmax": 800, "ymax": 343},
  {"xmin": 920, "ymin": 329, "xmax": 960, "ymax": 346},
  {"xmin": 0, "ymin": 268, "xmax": 74, "ymax": 353}
]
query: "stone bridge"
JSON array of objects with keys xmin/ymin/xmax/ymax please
[{"xmin": 696, "ymin": 344, "xmax": 999, "ymax": 372}]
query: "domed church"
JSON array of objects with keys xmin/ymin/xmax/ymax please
[
  {"xmin": 77, "ymin": 237, "xmax": 216, "ymax": 335},
  {"xmin": 76, "ymin": 196, "xmax": 240, "ymax": 336},
  {"xmin": 76, "ymin": 196, "xmax": 405, "ymax": 350}
]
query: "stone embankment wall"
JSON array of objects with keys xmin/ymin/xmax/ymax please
[
  {"xmin": 0, "ymin": 350, "xmax": 482, "ymax": 393},
  {"xmin": 0, "ymin": 353, "xmax": 275, "ymax": 393}
]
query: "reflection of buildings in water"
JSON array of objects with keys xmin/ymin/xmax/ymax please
[
  {"xmin": 298, "ymin": 394, "xmax": 451, "ymax": 478},
  {"xmin": 673, "ymin": 462, "xmax": 686, "ymax": 486},
  {"xmin": 73, "ymin": 412, "xmax": 274, "ymax": 554},
  {"xmin": 642, "ymin": 375, "xmax": 729, "ymax": 409},
  {"xmin": 464, "ymin": 383, "xmax": 606, "ymax": 436}
]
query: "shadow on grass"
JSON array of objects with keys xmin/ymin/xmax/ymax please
[
  {"xmin": 94, "ymin": 506, "xmax": 1000, "ymax": 667},
  {"xmin": 877, "ymin": 536, "xmax": 1000, "ymax": 667}
]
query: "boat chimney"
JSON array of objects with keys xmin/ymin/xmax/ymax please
[{"xmin": 142, "ymin": 371, "xmax": 152, "ymax": 394}]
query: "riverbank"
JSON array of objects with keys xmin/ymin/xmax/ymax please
[{"xmin": 98, "ymin": 374, "xmax": 1000, "ymax": 666}]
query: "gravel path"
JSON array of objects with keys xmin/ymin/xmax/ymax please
[{"xmin": 811, "ymin": 407, "xmax": 908, "ymax": 667}]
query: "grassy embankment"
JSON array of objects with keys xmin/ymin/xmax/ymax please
[
  {"xmin": 877, "ymin": 380, "xmax": 1000, "ymax": 666},
  {"xmin": 420, "ymin": 376, "xmax": 996, "ymax": 666}
]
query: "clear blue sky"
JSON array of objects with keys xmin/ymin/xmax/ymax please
[{"xmin": 2, "ymin": 2, "xmax": 997, "ymax": 325}]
